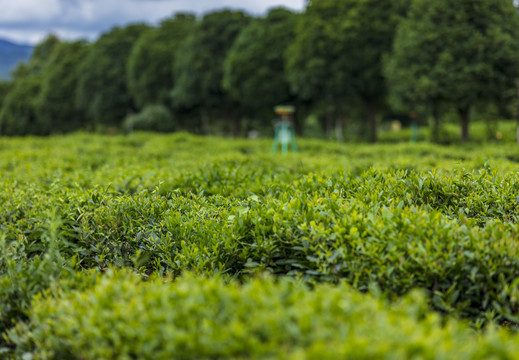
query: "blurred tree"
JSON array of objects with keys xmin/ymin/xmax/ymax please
[
  {"xmin": 22, "ymin": 35, "xmax": 61, "ymax": 76},
  {"xmin": 0, "ymin": 76, "xmax": 41, "ymax": 135},
  {"xmin": 76, "ymin": 24, "xmax": 150, "ymax": 129},
  {"xmin": 286, "ymin": 0, "xmax": 408, "ymax": 142},
  {"xmin": 0, "ymin": 35, "xmax": 61, "ymax": 135},
  {"xmin": 172, "ymin": 10, "xmax": 250, "ymax": 135},
  {"xmin": 127, "ymin": 13, "xmax": 196, "ymax": 110},
  {"xmin": 0, "ymin": 81, "xmax": 11, "ymax": 110},
  {"xmin": 223, "ymin": 8, "xmax": 297, "ymax": 121},
  {"xmin": 35, "ymin": 41, "xmax": 89, "ymax": 133},
  {"xmin": 385, "ymin": 0, "xmax": 519, "ymax": 142}
]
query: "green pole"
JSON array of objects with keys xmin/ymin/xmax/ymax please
[
  {"xmin": 281, "ymin": 123, "xmax": 289, "ymax": 154},
  {"xmin": 271, "ymin": 105, "xmax": 298, "ymax": 154},
  {"xmin": 410, "ymin": 123, "xmax": 418, "ymax": 143}
]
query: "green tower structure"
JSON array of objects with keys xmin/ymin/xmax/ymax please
[{"xmin": 271, "ymin": 105, "xmax": 298, "ymax": 154}]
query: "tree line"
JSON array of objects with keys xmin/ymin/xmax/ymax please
[{"xmin": 1, "ymin": 0, "xmax": 518, "ymax": 142}]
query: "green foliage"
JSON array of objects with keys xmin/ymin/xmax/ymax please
[
  {"xmin": 223, "ymin": 8, "xmax": 297, "ymax": 116},
  {"xmin": 2, "ymin": 5, "xmax": 518, "ymax": 140},
  {"xmin": 20, "ymin": 35, "xmax": 61, "ymax": 77},
  {"xmin": 127, "ymin": 13, "xmax": 196, "ymax": 109},
  {"xmin": 0, "ymin": 81, "xmax": 11, "ymax": 109},
  {"xmin": 9, "ymin": 271, "xmax": 519, "ymax": 359},
  {"xmin": 36, "ymin": 41, "xmax": 89, "ymax": 133},
  {"xmin": 173, "ymin": 10, "xmax": 250, "ymax": 109},
  {"xmin": 3, "ymin": 134, "xmax": 519, "ymax": 328},
  {"xmin": 76, "ymin": 25, "xmax": 150, "ymax": 128},
  {"xmin": 0, "ymin": 215, "xmax": 72, "ymax": 348},
  {"xmin": 63, "ymin": 165, "xmax": 519, "ymax": 321},
  {"xmin": 0, "ymin": 35, "xmax": 62, "ymax": 136},
  {"xmin": 287, "ymin": 0, "xmax": 408, "ymax": 142},
  {"xmin": 0, "ymin": 75, "xmax": 43, "ymax": 135},
  {"xmin": 385, "ymin": 0, "xmax": 519, "ymax": 142},
  {"xmin": 172, "ymin": 10, "xmax": 250, "ymax": 134},
  {"xmin": 123, "ymin": 104, "xmax": 176, "ymax": 133}
]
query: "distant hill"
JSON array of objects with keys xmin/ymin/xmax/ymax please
[{"xmin": 0, "ymin": 38, "xmax": 33, "ymax": 81}]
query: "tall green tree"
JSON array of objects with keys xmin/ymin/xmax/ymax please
[
  {"xmin": 127, "ymin": 13, "xmax": 195, "ymax": 110},
  {"xmin": 22, "ymin": 35, "xmax": 61, "ymax": 76},
  {"xmin": 0, "ymin": 81, "xmax": 11, "ymax": 110},
  {"xmin": 385, "ymin": 0, "xmax": 519, "ymax": 142},
  {"xmin": 286, "ymin": 0, "xmax": 408, "ymax": 142},
  {"xmin": 35, "ymin": 41, "xmax": 89, "ymax": 133},
  {"xmin": 172, "ymin": 10, "xmax": 250, "ymax": 135},
  {"xmin": 0, "ymin": 36, "xmax": 61, "ymax": 135},
  {"xmin": 76, "ymin": 24, "xmax": 150, "ymax": 129},
  {"xmin": 223, "ymin": 8, "xmax": 297, "ymax": 120},
  {"xmin": 0, "ymin": 76, "xmax": 41, "ymax": 135}
]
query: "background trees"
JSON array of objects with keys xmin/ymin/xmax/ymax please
[
  {"xmin": 287, "ymin": 0, "xmax": 408, "ymax": 142},
  {"xmin": 76, "ymin": 24, "xmax": 150, "ymax": 129},
  {"xmin": 386, "ymin": 0, "xmax": 519, "ymax": 142},
  {"xmin": 0, "ymin": 36, "xmax": 61, "ymax": 135},
  {"xmin": 35, "ymin": 41, "xmax": 88, "ymax": 133},
  {"xmin": 127, "ymin": 13, "xmax": 195, "ymax": 110},
  {"xmin": 223, "ymin": 8, "xmax": 297, "ymax": 128},
  {"xmin": 0, "ymin": 3, "xmax": 518, "ymax": 141},
  {"xmin": 0, "ymin": 75, "xmax": 42, "ymax": 135},
  {"xmin": 0, "ymin": 82, "xmax": 10, "ymax": 110},
  {"xmin": 172, "ymin": 10, "xmax": 250, "ymax": 135}
]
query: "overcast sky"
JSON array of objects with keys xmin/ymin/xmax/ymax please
[{"xmin": 0, "ymin": 0, "xmax": 305, "ymax": 45}]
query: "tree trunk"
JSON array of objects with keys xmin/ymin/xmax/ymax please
[
  {"xmin": 326, "ymin": 111, "xmax": 334, "ymax": 139},
  {"xmin": 335, "ymin": 117, "xmax": 344, "ymax": 142},
  {"xmin": 230, "ymin": 111, "xmax": 241, "ymax": 137},
  {"xmin": 363, "ymin": 100, "xmax": 377, "ymax": 143},
  {"xmin": 293, "ymin": 101, "xmax": 305, "ymax": 136},
  {"xmin": 457, "ymin": 106, "xmax": 470, "ymax": 142},
  {"xmin": 431, "ymin": 102, "xmax": 440, "ymax": 143},
  {"xmin": 516, "ymin": 80, "xmax": 519, "ymax": 144},
  {"xmin": 200, "ymin": 109, "xmax": 211, "ymax": 135},
  {"xmin": 486, "ymin": 116, "xmax": 497, "ymax": 141}
]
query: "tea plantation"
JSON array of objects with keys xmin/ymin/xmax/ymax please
[{"xmin": 3, "ymin": 133, "xmax": 519, "ymax": 358}]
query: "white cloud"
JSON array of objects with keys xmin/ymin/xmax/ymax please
[
  {"xmin": 0, "ymin": 0, "xmax": 61, "ymax": 22},
  {"xmin": 0, "ymin": 29, "xmax": 47, "ymax": 44},
  {"xmin": 0, "ymin": 0, "xmax": 305, "ymax": 44}
]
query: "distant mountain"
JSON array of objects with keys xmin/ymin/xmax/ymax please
[{"xmin": 0, "ymin": 38, "xmax": 33, "ymax": 81}]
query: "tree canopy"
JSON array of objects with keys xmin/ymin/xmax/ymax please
[
  {"xmin": 35, "ymin": 41, "xmax": 89, "ymax": 133},
  {"xmin": 1, "ymin": 4, "xmax": 519, "ymax": 141},
  {"xmin": 76, "ymin": 24, "xmax": 150, "ymax": 128},
  {"xmin": 223, "ymin": 8, "xmax": 297, "ymax": 117},
  {"xmin": 287, "ymin": 0, "xmax": 408, "ymax": 142},
  {"xmin": 127, "ymin": 13, "xmax": 195, "ymax": 110},
  {"xmin": 0, "ymin": 35, "xmax": 61, "ymax": 135},
  {"xmin": 172, "ymin": 10, "xmax": 250, "ymax": 134},
  {"xmin": 385, "ymin": 0, "xmax": 519, "ymax": 142}
]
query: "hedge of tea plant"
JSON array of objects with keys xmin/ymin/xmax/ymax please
[
  {"xmin": 3, "ymin": 133, "xmax": 519, "ymax": 356},
  {"xmin": 8, "ymin": 271, "xmax": 519, "ymax": 360}
]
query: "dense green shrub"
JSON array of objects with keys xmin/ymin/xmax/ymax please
[
  {"xmin": 0, "ymin": 216, "xmax": 72, "ymax": 348},
  {"xmin": 9, "ymin": 271, "xmax": 519, "ymax": 359},
  {"xmin": 4, "ymin": 134, "xmax": 519, "ymax": 356},
  {"xmin": 2, "ymin": 135, "xmax": 519, "ymax": 321},
  {"xmin": 123, "ymin": 105, "xmax": 176, "ymax": 133},
  {"xmin": 4, "ymin": 166, "xmax": 519, "ymax": 322}
]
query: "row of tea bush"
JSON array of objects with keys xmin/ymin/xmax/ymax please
[{"xmin": 3, "ymin": 133, "xmax": 519, "ymax": 357}]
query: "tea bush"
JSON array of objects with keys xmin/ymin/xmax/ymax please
[
  {"xmin": 5, "ymin": 167, "xmax": 518, "ymax": 321},
  {"xmin": 9, "ymin": 271, "xmax": 519, "ymax": 360},
  {"xmin": 3, "ymin": 133, "xmax": 519, "ymax": 356}
]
